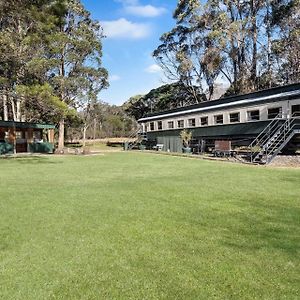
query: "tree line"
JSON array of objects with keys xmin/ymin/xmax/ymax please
[
  {"xmin": 0, "ymin": 0, "xmax": 136, "ymax": 147},
  {"xmin": 1, "ymin": 0, "xmax": 299, "ymax": 137},
  {"xmin": 152, "ymin": 0, "xmax": 300, "ymax": 101}
]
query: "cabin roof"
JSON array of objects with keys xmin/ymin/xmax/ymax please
[
  {"xmin": 138, "ymin": 83, "xmax": 300, "ymax": 122},
  {"xmin": 0, "ymin": 121, "xmax": 55, "ymax": 129}
]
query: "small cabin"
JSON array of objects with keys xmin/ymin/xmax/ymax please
[{"xmin": 0, "ymin": 121, "xmax": 55, "ymax": 155}]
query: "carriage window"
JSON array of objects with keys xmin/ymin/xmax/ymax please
[
  {"xmin": 177, "ymin": 120, "xmax": 184, "ymax": 128},
  {"xmin": 200, "ymin": 116, "xmax": 208, "ymax": 126},
  {"xmin": 292, "ymin": 105, "xmax": 300, "ymax": 116},
  {"xmin": 157, "ymin": 121, "xmax": 162, "ymax": 130},
  {"xmin": 230, "ymin": 112, "xmax": 240, "ymax": 123},
  {"xmin": 214, "ymin": 115, "xmax": 223, "ymax": 124},
  {"xmin": 188, "ymin": 118, "xmax": 196, "ymax": 127},
  {"xmin": 268, "ymin": 107, "xmax": 282, "ymax": 119},
  {"xmin": 168, "ymin": 121, "xmax": 174, "ymax": 129},
  {"xmin": 150, "ymin": 122, "xmax": 155, "ymax": 131},
  {"xmin": 247, "ymin": 110, "xmax": 260, "ymax": 121}
]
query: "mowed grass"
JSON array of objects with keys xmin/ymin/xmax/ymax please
[{"xmin": 0, "ymin": 153, "xmax": 299, "ymax": 300}]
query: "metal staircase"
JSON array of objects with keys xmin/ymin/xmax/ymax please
[
  {"xmin": 249, "ymin": 113, "xmax": 300, "ymax": 164},
  {"xmin": 125, "ymin": 126, "xmax": 147, "ymax": 150}
]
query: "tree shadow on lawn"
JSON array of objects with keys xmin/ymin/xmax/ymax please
[
  {"xmin": 0, "ymin": 155, "xmax": 62, "ymax": 164},
  {"xmin": 177, "ymin": 202, "xmax": 300, "ymax": 255},
  {"xmin": 219, "ymin": 206, "xmax": 300, "ymax": 255}
]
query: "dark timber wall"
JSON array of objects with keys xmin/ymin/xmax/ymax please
[{"xmin": 147, "ymin": 120, "xmax": 279, "ymax": 153}]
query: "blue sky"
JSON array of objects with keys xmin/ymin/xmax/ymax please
[{"xmin": 81, "ymin": 0, "xmax": 177, "ymax": 105}]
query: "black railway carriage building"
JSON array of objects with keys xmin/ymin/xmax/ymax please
[{"xmin": 138, "ymin": 83, "xmax": 300, "ymax": 154}]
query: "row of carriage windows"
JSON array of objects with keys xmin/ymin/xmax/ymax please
[{"xmin": 148, "ymin": 106, "xmax": 286, "ymax": 131}]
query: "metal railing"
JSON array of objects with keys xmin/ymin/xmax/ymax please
[{"xmin": 249, "ymin": 113, "xmax": 299, "ymax": 163}]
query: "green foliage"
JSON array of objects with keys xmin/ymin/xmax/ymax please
[
  {"xmin": 0, "ymin": 0, "xmax": 108, "ymax": 141},
  {"xmin": 180, "ymin": 129, "xmax": 193, "ymax": 147},
  {"xmin": 154, "ymin": 0, "xmax": 300, "ymax": 98},
  {"xmin": 124, "ymin": 82, "xmax": 206, "ymax": 120},
  {"xmin": 16, "ymin": 84, "xmax": 68, "ymax": 123},
  {"xmin": 70, "ymin": 101, "xmax": 137, "ymax": 140}
]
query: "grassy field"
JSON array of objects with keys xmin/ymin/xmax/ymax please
[{"xmin": 0, "ymin": 153, "xmax": 299, "ymax": 299}]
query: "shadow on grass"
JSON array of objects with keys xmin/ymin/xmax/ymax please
[
  {"xmin": 0, "ymin": 155, "xmax": 62, "ymax": 164},
  {"xmin": 220, "ymin": 206, "xmax": 300, "ymax": 255},
  {"xmin": 221, "ymin": 224, "xmax": 299, "ymax": 255},
  {"xmin": 178, "ymin": 203, "xmax": 300, "ymax": 255}
]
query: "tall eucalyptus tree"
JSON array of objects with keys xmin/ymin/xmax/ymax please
[
  {"xmin": 46, "ymin": 0, "xmax": 108, "ymax": 150},
  {"xmin": 154, "ymin": 0, "xmax": 299, "ymax": 99}
]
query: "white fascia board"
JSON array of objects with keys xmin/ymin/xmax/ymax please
[{"xmin": 138, "ymin": 90, "xmax": 300, "ymax": 122}]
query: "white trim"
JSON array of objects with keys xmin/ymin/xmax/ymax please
[{"xmin": 138, "ymin": 90, "xmax": 300, "ymax": 122}]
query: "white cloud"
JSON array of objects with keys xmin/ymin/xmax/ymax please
[
  {"xmin": 115, "ymin": 0, "xmax": 138, "ymax": 5},
  {"xmin": 115, "ymin": 0, "xmax": 167, "ymax": 18},
  {"xmin": 145, "ymin": 64, "xmax": 162, "ymax": 74},
  {"xmin": 125, "ymin": 5, "xmax": 167, "ymax": 17},
  {"xmin": 101, "ymin": 18, "xmax": 151, "ymax": 39},
  {"xmin": 110, "ymin": 75, "xmax": 121, "ymax": 81}
]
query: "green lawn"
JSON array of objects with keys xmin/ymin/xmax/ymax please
[{"xmin": 0, "ymin": 153, "xmax": 299, "ymax": 299}]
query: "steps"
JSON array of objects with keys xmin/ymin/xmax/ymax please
[
  {"xmin": 249, "ymin": 113, "xmax": 300, "ymax": 164},
  {"xmin": 125, "ymin": 126, "xmax": 148, "ymax": 150}
]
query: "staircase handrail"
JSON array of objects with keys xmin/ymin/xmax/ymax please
[
  {"xmin": 250, "ymin": 112, "xmax": 299, "ymax": 163},
  {"xmin": 264, "ymin": 118, "xmax": 297, "ymax": 152},
  {"xmin": 126, "ymin": 126, "xmax": 142, "ymax": 141},
  {"xmin": 266, "ymin": 125, "xmax": 298, "ymax": 164},
  {"xmin": 249, "ymin": 113, "xmax": 284, "ymax": 150}
]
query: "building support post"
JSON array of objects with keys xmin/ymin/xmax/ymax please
[{"xmin": 48, "ymin": 129, "xmax": 54, "ymax": 144}]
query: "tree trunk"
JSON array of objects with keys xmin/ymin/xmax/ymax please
[
  {"xmin": 93, "ymin": 118, "xmax": 96, "ymax": 145},
  {"xmin": 266, "ymin": 0, "xmax": 272, "ymax": 87},
  {"xmin": 3, "ymin": 93, "xmax": 8, "ymax": 121},
  {"xmin": 250, "ymin": 0, "xmax": 257, "ymax": 90},
  {"xmin": 16, "ymin": 99, "xmax": 21, "ymax": 122},
  {"xmin": 11, "ymin": 97, "xmax": 17, "ymax": 121},
  {"xmin": 83, "ymin": 125, "xmax": 87, "ymax": 147},
  {"xmin": 58, "ymin": 118, "xmax": 64, "ymax": 151}
]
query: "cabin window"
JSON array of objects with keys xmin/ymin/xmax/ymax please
[
  {"xmin": 150, "ymin": 122, "xmax": 155, "ymax": 131},
  {"xmin": 16, "ymin": 131, "xmax": 24, "ymax": 139},
  {"xmin": 247, "ymin": 110, "xmax": 260, "ymax": 121},
  {"xmin": 33, "ymin": 131, "xmax": 42, "ymax": 141},
  {"xmin": 268, "ymin": 107, "xmax": 282, "ymax": 119},
  {"xmin": 230, "ymin": 112, "xmax": 240, "ymax": 123},
  {"xmin": 200, "ymin": 116, "xmax": 208, "ymax": 126},
  {"xmin": 157, "ymin": 121, "xmax": 162, "ymax": 130},
  {"xmin": 214, "ymin": 114, "xmax": 223, "ymax": 125},
  {"xmin": 177, "ymin": 120, "xmax": 184, "ymax": 128},
  {"xmin": 188, "ymin": 118, "xmax": 196, "ymax": 127},
  {"xmin": 168, "ymin": 121, "xmax": 174, "ymax": 129}
]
